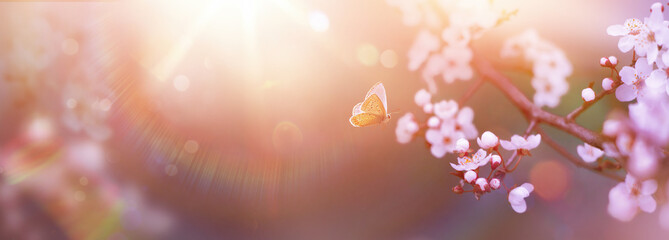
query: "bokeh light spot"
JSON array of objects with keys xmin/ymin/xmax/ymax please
[
  {"xmin": 530, "ymin": 160, "xmax": 570, "ymax": 201},
  {"xmin": 356, "ymin": 43, "xmax": 379, "ymax": 66},
  {"xmin": 184, "ymin": 140, "xmax": 199, "ymax": 154},
  {"xmin": 27, "ymin": 117, "xmax": 54, "ymax": 142},
  {"xmin": 61, "ymin": 38, "xmax": 79, "ymax": 55},
  {"xmin": 79, "ymin": 177, "xmax": 88, "ymax": 186},
  {"xmin": 173, "ymin": 75, "xmax": 190, "ymax": 92},
  {"xmin": 74, "ymin": 190, "xmax": 86, "ymax": 202},
  {"xmin": 380, "ymin": 49, "xmax": 398, "ymax": 68},
  {"xmin": 272, "ymin": 121, "xmax": 303, "ymax": 151},
  {"xmin": 165, "ymin": 164, "xmax": 178, "ymax": 177},
  {"xmin": 309, "ymin": 10, "xmax": 329, "ymax": 32},
  {"xmin": 66, "ymin": 98, "xmax": 77, "ymax": 109}
]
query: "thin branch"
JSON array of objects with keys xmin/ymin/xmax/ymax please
[
  {"xmin": 566, "ymin": 88, "xmax": 614, "ymax": 121},
  {"xmin": 458, "ymin": 77, "xmax": 485, "ymax": 106},
  {"xmin": 536, "ymin": 127, "xmax": 624, "ymax": 182},
  {"xmin": 472, "ymin": 53, "xmax": 611, "ymax": 149}
]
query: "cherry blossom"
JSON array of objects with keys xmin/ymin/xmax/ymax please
[
  {"xmin": 434, "ymin": 100, "xmax": 458, "ymax": 119},
  {"xmin": 581, "ymin": 88, "xmax": 595, "ymax": 102},
  {"xmin": 450, "ymin": 149, "xmax": 491, "ymax": 171},
  {"xmin": 509, "ymin": 183, "xmax": 534, "ymax": 213},
  {"xmin": 616, "ymin": 58, "xmax": 652, "ymax": 102},
  {"xmin": 475, "ymin": 178, "xmax": 489, "ymax": 191},
  {"xmin": 490, "ymin": 178, "xmax": 501, "ymax": 190},
  {"xmin": 455, "ymin": 138, "xmax": 470, "ymax": 154},
  {"xmin": 608, "ymin": 174, "xmax": 657, "ymax": 222},
  {"xmin": 500, "ymin": 134, "xmax": 542, "ymax": 153},
  {"xmin": 426, "ymin": 119, "xmax": 465, "ymax": 158},
  {"xmin": 491, "ymin": 155, "xmax": 501, "ymax": 169},
  {"xmin": 464, "ymin": 170, "xmax": 477, "ymax": 183},
  {"xmin": 602, "ymin": 77, "xmax": 614, "ymax": 91},
  {"xmin": 414, "ymin": 89, "xmax": 431, "ymax": 106},
  {"xmin": 607, "ymin": 19, "xmax": 656, "ymax": 61},
  {"xmin": 408, "ymin": 30, "xmax": 440, "ymax": 71},
  {"xmin": 576, "ymin": 143, "xmax": 604, "ymax": 163},
  {"xmin": 441, "ymin": 45, "xmax": 473, "ymax": 84},
  {"xmin": 396, "ymin": 113, "xmax": 419, "ymax": 144},
  {"xmin": 477, "ymin": 131, "xmax": 499, "ymax": 149}
]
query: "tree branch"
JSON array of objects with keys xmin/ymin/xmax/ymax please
[
  {"xmin": 536, "ymin": 127, "xmax": 624, "ymax": 181},
  {"xmin": 472, "ymin": 53, "xmax": 611, "ymax": 149}
]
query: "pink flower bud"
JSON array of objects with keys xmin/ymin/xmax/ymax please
[
  {"xmin": 477, "ymin": 131, "xmax": 499, "ymax": 149},
  {"xmin": 455, "ymin": 138, "xmax": 469, "ymax": 153},
  {"xmin": 453, "ymin": 185, "xmax": 464, "ymax": 194},
  {"xmin": 414, "ymin": 89, "xmax": 431, "ymax": 107},
  {"xmin": 423, "ymin": 103, "xmax": 433, "ymax": 114},
  {"xmin": 427, "ymin": 116, "xmax": 440, "ymax": 128},
  {"xmin": 600, "ymin": 57, "xmax": 609, "ymax": 67},
  {"xmin": 475, "ymin": 178, "xmax": 489, "ymax": 191},
  {"xmin": 582, "ymin": 88, "xmax": 595, "ymax": 102},
  {"xmin": 491, "ymin": 155, "xmax": 501, "ymax": 169},
  {"xmin": 602, "ymin": 78, "xmax": 614, "ymax": 91},
  {"xmin": 608, "ymin": 56, "xmax": 618, "ymax": 66},
  {"xmin": 464, "ymin": 170, "xmax": 477, "ymax": 183},
  {"xmin": 490, "ymin": 178, "xmax": 501, "ymax": 190}
]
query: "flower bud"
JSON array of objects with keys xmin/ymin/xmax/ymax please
[
  {"xmin": 600, "ymin": 57, "xmax": 609, "ymax": 67},
  {"xmin": 452, "ymin": 185, "xmax": 464, "ymax": 194},
  {"xmin": 475, "ymin": 178, "xmax": 489, "ymax": 191},
  {"xmin": 455, "ymin": 138, "xmax": 469, "ymax": 153},
  {"xmin": 423, "ymin": 103, "xmax": 433, "ymax": 114},
  {"xmin": 477, "ymin": 131, "xmax": 499, "ymax": 149},
  {"xmin": 490, "ymin": 178, "xmax": 501, "ymax": 190},
  {"xmin": 608, "ymin": 56, "xmax": 618, "ymax": 66},
  {"xmin": 602, "ymin": 119, "xmax": 621, "ymax": 137},
  {"xmin": 464, "ymin": 170, "xmax": 477, "ymax": 183},
  {"xmin": 581, "ymin": 88, "xmax": 595, "ymax": 102},
  {"xmin": 491, "ymin": 155, "xmax": 501, "ymax": 169},
  {"xmin": 414, "ymin": 89, "xmax": 431, "ymax": 107},
  {"xmin": 427, "ymin": 116, "xmax": 440, "ymax": 128},
  {"xmin": 602, "ymin": 78, "xmax": 614, "ymax": 91}
]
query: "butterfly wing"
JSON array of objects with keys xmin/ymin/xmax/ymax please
[
  {"xmin": 352, "ymin": 102, "xmax": 364, "ymax": 115},
  {"xmin": 349, "ymin": 112, "xmax": 384, "ymax": 127},
  {"xmin": 360, "ymin": 94, "xmax": 386, "ymax": 117},
  {"xmin": 364, "ymin": 82, "xmax": 388, "ymax": 113}
]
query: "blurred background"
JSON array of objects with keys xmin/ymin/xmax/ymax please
[{"xmin": 0, "ymin": 0, "xmax": 664, "ymax": 239}]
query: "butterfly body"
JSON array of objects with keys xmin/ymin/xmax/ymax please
[{"xmin": 349, "ymin": 82, "xmax": 391, "ymax": 127}]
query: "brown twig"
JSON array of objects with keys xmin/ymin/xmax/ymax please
[
  {"xmin": 566, "ymin": 88, "xmax": 615, "ymax": 121},
  {"xmin": 472, "ymin": 53, "xmax": 610, "ymax": 149},
  {"xmin": 458, "ymin": 77, "xmax": 485, "ymax": 106},
  {"xmin": 536, "ymin": 127, "xmax": 624, "ymax": 181}
]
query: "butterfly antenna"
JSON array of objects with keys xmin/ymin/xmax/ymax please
[{"xmin": 389, "ymin": 108, "xmax": 401, "ymax": 115}]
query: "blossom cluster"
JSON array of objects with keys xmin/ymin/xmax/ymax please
[
  {"xmin": 390, "ymin": 0, "xmax": 502, "ymax": 93},
  {"xmin": 501, "ymin": 29, "xmax": 573, "ymax": 108},
  {"xmin": 397, "ymin": 89, "xmax": 477, "ymax": 158}
]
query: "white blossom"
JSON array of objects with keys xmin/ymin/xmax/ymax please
[
  {"xmin": 509, "ymin": 183, "xmax": 534, "ymax": 213},
  {"xmin": 477, "ymin": 131, "xmax": 499, "ymax": 149},
  {"xmin": 608, "ymin": 174, "xmax": 657, "ymax": 222},
  {"xmin": 396, "ymin": 113, "xmax": 420, "ymax": 144},
  {"xmin": 581, "ymin": 88, "xmax": 595, "ymax": 102},
  {"xmin": 464, "ymin": 170, "xmax": 477, "ymax": 183},
  {"xmin": 490, "ymin": 178, "xmax": 501, "ymax": 190},
  {"xmin": 576, "ymin": 143, "xmax": 604, "ymax": 163},
  {"xmin": 450, "ymin": 149, "xmax": 491, "ymax": 171},
  {"xmin": 500, "ymin": 134, "xmax": 542, "ymax": 152}
]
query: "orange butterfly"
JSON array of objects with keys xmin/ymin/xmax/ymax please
[{"xmin": 350, "ymin": 82, "xmax": 391, "ymax": 127}]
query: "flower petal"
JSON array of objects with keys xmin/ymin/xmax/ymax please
[
  {"xmin": 641, "ymin": 179, "xmax": 658, "ymax": 195},
  {"xmin": 431, "ymin": 144, "xmax": 448, "ymax": 158},
  {"xmin": 638, "ymin": 195, "xmax": 657, "ymax": 213},
  {"xmin": 619, "ymin": 66, "xmax": 636, "ymax": 85},
  {"xmin": 618, "ymin": 36, "xmax": 635, "ymax": 53},
  {"xmin": 615, "ymin": 84, "xmax": 638, "ymax": 102},
  {"xmin": 526, "ymin": 134, "xmax": 541, "ymax": 149},
  {"xmin": 500, "ymin": 140, "xmax": 515, "ymax": 150},
  {"xmin": 607, "ymin": 24, "xmax": 628, "ymax": 36},
  {"xmin": 646, "ymin": 69, "xmax": 667, "ymax": 89}
]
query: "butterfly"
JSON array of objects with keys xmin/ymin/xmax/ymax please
[{"xmin": 349, "ymin": 82, "xmax": 391, "ymax": 127}]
